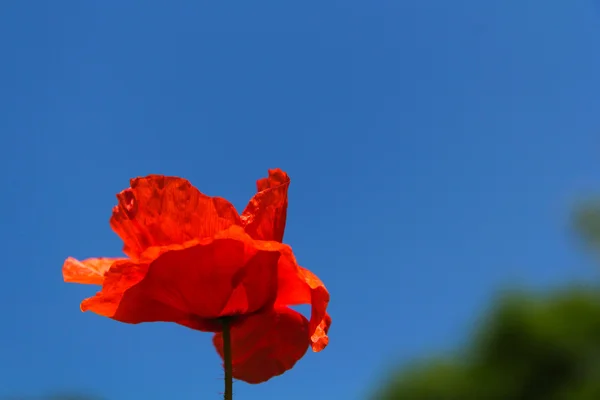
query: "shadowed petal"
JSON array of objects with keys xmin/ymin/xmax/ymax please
[
  {"xmin": 213, "ymin": 307, "xmax": 309, "ymax": 384},
  {"xmin": 110, "ymin": 175, "xmax": 241, "ymax": 259},
  {"xmin": 63, "ymin": 257, "xmax": 126, "ymax": 285},
  {"xmin": 241, "ymin": 169, "xmax": 290, "ymax": 242}
]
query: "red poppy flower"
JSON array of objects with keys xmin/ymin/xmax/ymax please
[{"xmin": 63, "ymin": 169, "xmax": 330, "ymax": 384}]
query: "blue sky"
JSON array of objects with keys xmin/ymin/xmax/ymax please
[{"xmin": 2, "ymin": 1, "xmax": 600, "ymax": 399}]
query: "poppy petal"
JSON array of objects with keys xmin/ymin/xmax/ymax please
[
  {"xmin": 80, "ymin": 259, "xmax": 149, "ymax": 318},
  {"xmin": 241, "ymin": 169, "xmax": 290, "ymax": 242},
  {"xmin": 297, "ymin": 267, "xmax": 331, "ymax": 351},
  {"xmin": 130, "ymin": 232, "xmax": 281, "ymax": 320},
  {"xmin": 83, "ymin": 226, "xmax": 281, "ymax": 328},
  {"xmin": 63, "ymin": 257, "xmax": 125, "ymax": 285},
  {"xmin": 311, "ymin": 312, "xmax": 332, "ymax": 352},
  {"xmin": 110, "ymin": 175, "xmax": 241, "ymax": 259},
  {"xmin": 275, "ymin": 249, "xmax": 331, "ymax": 352},
  {"xmin": 213, "ymin": 307, "xmax": 309, "ymax": 384},
  {"xmin": 79, "ymin": 257, "xmax": 206, "ymax": 328}
]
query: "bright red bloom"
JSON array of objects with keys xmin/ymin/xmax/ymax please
[{"xmin": 63, "ymin": 169, "xmax": 330, "ymax": 384}]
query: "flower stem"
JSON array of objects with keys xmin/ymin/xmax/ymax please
[{"xmin": 222, "ymin": 318, "xmax": 233, "ymax": 400}]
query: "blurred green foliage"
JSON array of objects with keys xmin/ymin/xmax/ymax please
[
  {"xmin": 374, "ymin": 203, "xmax": 600, "ymax": 399},
  {"xmin": 574, "ymin": 201, "xmax": 600, "ymax": 250},
  {"xmin": 373, "ymin": 289, "xmax": 600, "ymax": 400}
]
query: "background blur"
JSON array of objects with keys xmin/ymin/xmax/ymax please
[
  {"xmin": 375, "ymin": 203, "xmax": 600, "ymax": 399},
  {"xmin": 1, "ymin": 1, "xmax": 599, "ymax": 399}
]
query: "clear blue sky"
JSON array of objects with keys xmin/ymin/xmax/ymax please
[{"xmin": 2, "ymin": 1, "xmax": 600, "ymax": 399}]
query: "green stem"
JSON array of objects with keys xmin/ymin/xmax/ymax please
[{"xmin": 222, "ymin": 318, "xmax": 233, "ymax": 400}]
